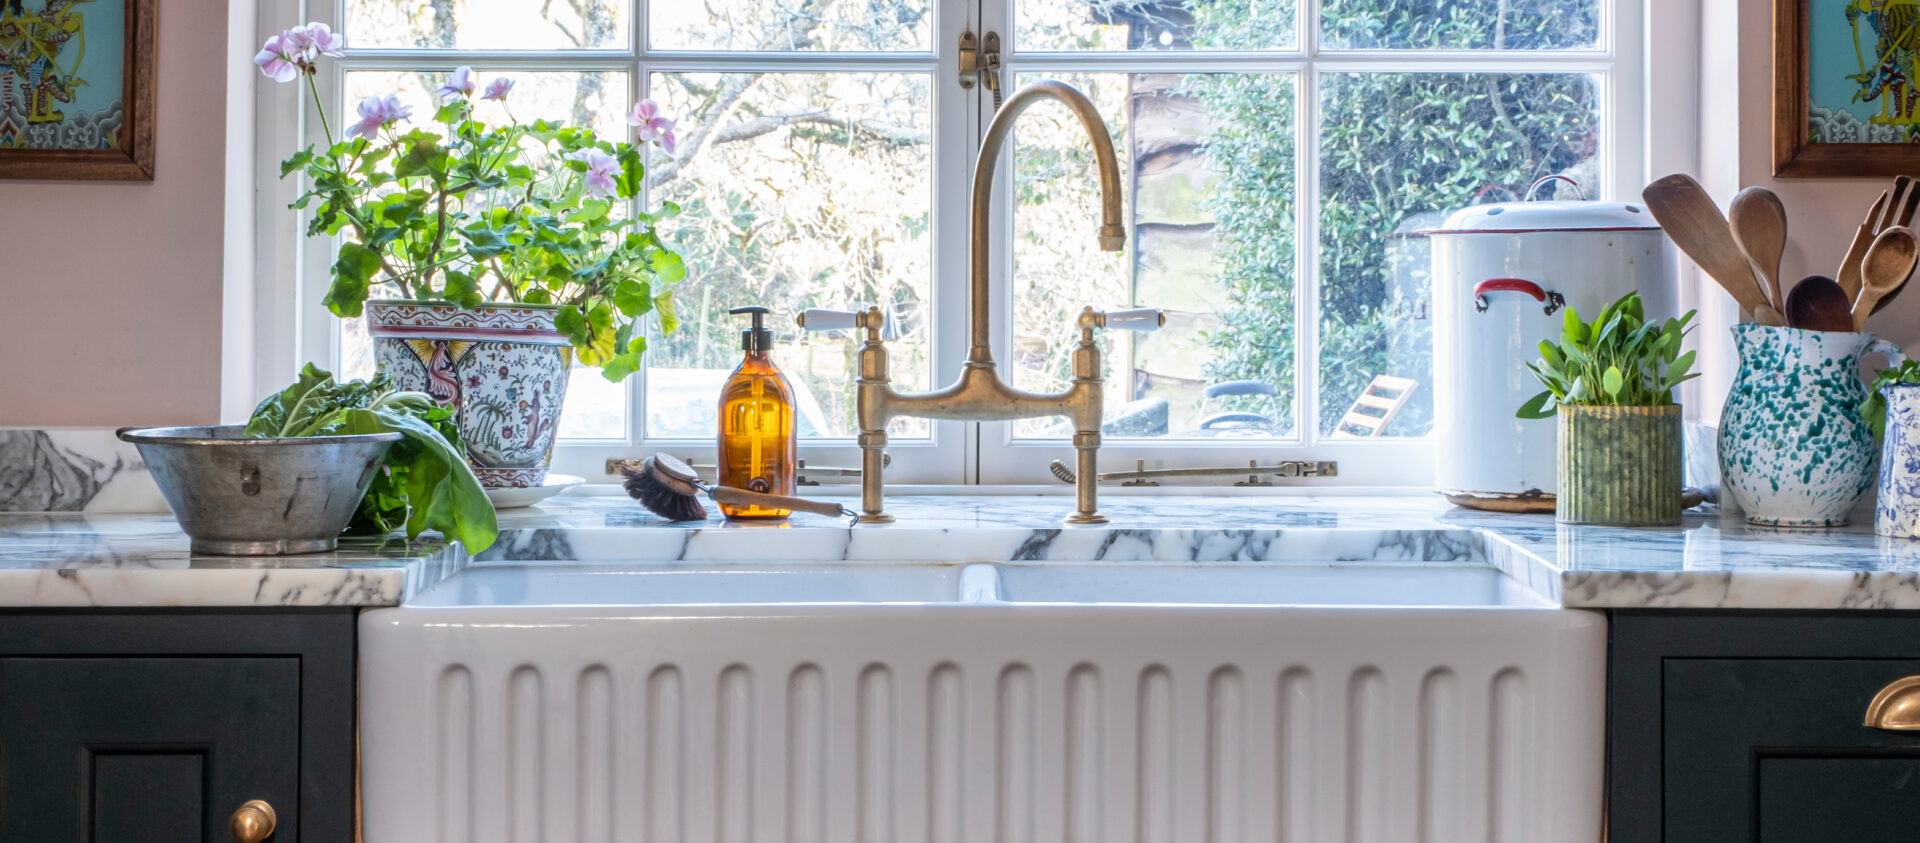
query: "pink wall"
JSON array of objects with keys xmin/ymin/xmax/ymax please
[{"xmin": 0, "ymin": 0, "xmax": 232, "ymax": 427}]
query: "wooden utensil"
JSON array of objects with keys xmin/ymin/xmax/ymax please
[
  {"xmin": 1838, "ymin": 177, "xmax": 1920, "ymax": 301},
  {"xmin": 1730, "ymin": 187, "xmax": 1789, "ymax": 312},
  {"xmin": 1786, "ymin": 275, "xmax": 1856, "ymax": 332},
  {"xmin": 1642, "ymin": 174, "xmax": 1784, "ymax": 325},
  {"xmin": 1855, "ymin": 226, "xmax": 1919, "ymax": 330}
]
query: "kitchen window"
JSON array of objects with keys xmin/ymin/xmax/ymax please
[{"xmin": 259, "ymin": 0, "xmax": 1651, "ymax": 487}]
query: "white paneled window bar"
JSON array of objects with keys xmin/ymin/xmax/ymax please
[{"xmin": 261, "ymin": 0, "xmax": 1648, "ymax": 488}]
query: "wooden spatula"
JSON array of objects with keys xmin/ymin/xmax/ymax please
[
  {"xmin": 1855, "ymin": 226, "xmax": 1919, "ymax": 330},
  {"xmin": 1643, "ymin": 174, "xmax": 1784, "ymax": 325},
  {"xmin": 1730, "ymin": 187, "xmax": 1789, "ymax": 313}
]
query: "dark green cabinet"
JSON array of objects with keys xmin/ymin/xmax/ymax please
[
  {"xmin": 1611, "ymin": 613, "xmax": 1920, "ymax": 843},
  {"xmin": 0, "ymin": 611, "xmax": 356, "ymax": 842}
]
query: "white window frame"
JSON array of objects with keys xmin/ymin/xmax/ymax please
[{"xmin": 254, "ymin": 0, "xmax": 1691, "ymax": 489}]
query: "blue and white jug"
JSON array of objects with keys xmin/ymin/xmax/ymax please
[
  {"xmin": 1877, "ymin": 385, "xmax": 1920, "ymax": 538},
  {"xmin": 1719, "ymin": 324, "xmax": 1905, "ymax": 527}
]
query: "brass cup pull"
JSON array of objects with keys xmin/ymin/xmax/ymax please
[
  {"xmin": 1865, "ymin": 676, "xmax": 1920, "ymax": 730},
  {"xmin": 229, "ymin": 799, "xmax": 277, "ymax": 842}
]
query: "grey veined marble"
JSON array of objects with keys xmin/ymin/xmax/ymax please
[
  {"xmin": 0, "ymin": 429, "xmax": 164, "ymax": 512},
  {"xmin": 6, "ymin": 490, "xmax": 1920, "ymax": 609}
]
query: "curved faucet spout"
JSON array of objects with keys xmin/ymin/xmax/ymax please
[{"xmin": 969, "ymin": 80, "xmax": 1127, "ymax": 367}]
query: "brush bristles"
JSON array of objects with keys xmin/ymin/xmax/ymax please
[{"xmin": 620, "ymin": 461, "xmax": 708, "ymax": 521}]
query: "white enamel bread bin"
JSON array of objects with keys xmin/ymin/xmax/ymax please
[{"xmin": 1429, "ymin": 181, "xmax": 1675, "ymax": 506}]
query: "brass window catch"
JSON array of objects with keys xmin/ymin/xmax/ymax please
[
  {"xmin": 1049, "ymin": 458, "xmax": 1339, "ymax": 486},
  {"xmin": 958, "ymin": 30, "xmax": 1002, "ymax": 109}
]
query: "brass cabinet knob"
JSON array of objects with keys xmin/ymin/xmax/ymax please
[
  {"xmin": 1865, "ymin": 676, "xmax": 1920, "ymax": 730},
  {"xmin": 229, "ymin": 799, "xmax": 277, "ymax": 842}
]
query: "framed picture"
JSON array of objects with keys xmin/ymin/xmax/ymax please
[
  {"xmin": 1775, "ymin": 0, "xmax": 1920, "ymax": 177},
  {"xmin": 0, "ymin": 0, "xmax": 155, "ymax": 181}
]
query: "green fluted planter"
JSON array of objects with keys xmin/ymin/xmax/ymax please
[{"xmin": 1556, "ymin": 404, "xmax": 1683, "ymax": 526}]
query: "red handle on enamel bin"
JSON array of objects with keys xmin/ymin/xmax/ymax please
[{"xmin": 1474, "ymin": 278, "xmax": 1565, "ymax": 315}]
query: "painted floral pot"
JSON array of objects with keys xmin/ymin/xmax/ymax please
[
  {"xmin": 367, "ymin": 300, "xmax": 572, "ymax": 489},
  {"xmin": 1718, "ymin": 323, "xmax": 1906, "ymax": 527},
  {"xmin": 1876, "ymin": 385, "xmax": 1920, "ymax": 538},
  {"xmin": 1556, "ymin": 404, "xmax": 1683, "ymax": 526}
]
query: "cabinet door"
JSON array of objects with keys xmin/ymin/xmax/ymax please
[
  {"xmin": 1664, "ymin": 658, "xmax": 1920, "ymax": 843},
  {"xmin": 0, "ymin": 657, "xmax": 302, "ymax": 842}
]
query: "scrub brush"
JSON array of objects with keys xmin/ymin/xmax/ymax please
[{"xmin": 620, "ymin": 453, "xmax": 850, "ymax": 521}]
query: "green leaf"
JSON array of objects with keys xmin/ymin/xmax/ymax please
[
  {"xmin": 306, "ymin": 406, "xmax": 498, "ymax": 553},
  {"xmin": 612, "ymin": 280, "xmax": 652, "ymax": 316},
  {"xmin": 444, "ymin": 269, "xmax": 483, "ymax": 310},
  {"xmin": 243, "ymin": 363, "xmax": 333, "ymax": 438},
  {"xmin": 653, "ymin": 289, "xmax": 680, "ymax": 334},
  {"xmin": 1516, "ymin": 390, "xmax": 1557, "ymax": 419},
  {"xmin": 324, "ymin": 242, "xmax": 383, "ymax": 318},
  {"xmin": 1602, "ymin": 365, "xmax": 1625, "ymax": 399}
]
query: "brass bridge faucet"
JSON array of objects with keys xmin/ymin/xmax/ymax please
[{"xmin": 800, "ymin": 80, "xmax": 1162, "ymax": 525}]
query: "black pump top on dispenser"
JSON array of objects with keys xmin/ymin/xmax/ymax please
[{"xmin": 730, "ymin": 306, "xmax": 773, "ymax": 352}]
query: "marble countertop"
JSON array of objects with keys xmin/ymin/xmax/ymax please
[{"xmin": 6, "ymin": 490, "xmax": 1920, "ymax": 609}]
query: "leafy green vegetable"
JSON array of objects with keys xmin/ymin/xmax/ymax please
[
  {"xmin": 1862, "ymin": 359, "xmax": 1920, "ymax": 440},
  {"xmin": 244, "ymin": 364, "xmax": 498, "ymax": 552},
  {"xmin": 1517, "ymin": 292, "xmax": 1699, "ymax": 419}
]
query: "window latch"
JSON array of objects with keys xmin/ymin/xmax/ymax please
[
  {"xmin": 959, "ymin": 30, "xmax": 1003, "ymax": 109},
  {"xmin": 607, "ymin": 454, "xmax": 890, "ymax": 484},
  {"xmin": 1048, "ymin": 458, "xmax": 1339, "ymax": 487}
]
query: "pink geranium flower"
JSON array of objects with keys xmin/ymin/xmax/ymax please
[
  {"xmin": 566, "ymin": 147, "xmax": 621, "ymax": 199},
  {"xmin": 627, "ymin": 99, "xmax": 678, "ymax": 154},
  {"xmin": 299, "ymin": 22, "xmax": 347, "ymax": 58},
  {"xmin": 482, "ymin": 77, "xmax": 515, "ymax": 102},
  {"xmin": 437, "ymin": 66, "xmax": 477, "ymax": 100},
  {"xmin": 253, "ymin": 34, "xmax": 301, "ymax": 83},
  {"xmin": 346, "ymin": 94, "xmax": 412, "ymax": 139}
]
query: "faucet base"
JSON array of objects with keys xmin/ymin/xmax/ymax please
[
  {"xmin": 858, "ymin": 512, "xmax": 896, "ymax": 524},
  {"xmin": 1063, "ymin": 512, "xmax": 1109, "ymax": 526}
]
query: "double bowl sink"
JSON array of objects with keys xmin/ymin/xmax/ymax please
[{"xmin": 409, "ymin": 559, "xmax": 1553, "ymax": 608}]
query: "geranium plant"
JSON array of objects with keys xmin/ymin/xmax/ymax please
[{"xmin": 255, "ymin": 23, "xmax": 684, "ymax": 380}]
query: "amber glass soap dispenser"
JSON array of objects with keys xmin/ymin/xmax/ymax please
[{"xmin": 717, "ymin": 306, "xmax": 797, "ymax": 518}]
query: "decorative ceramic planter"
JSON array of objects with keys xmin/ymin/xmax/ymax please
[
  {"xmin": 1719, "ymin": 324, "xmax": 1905, "ymax": 527},
  {"xmin": 1876, "ymin": 385, "xmax": 1920, "ymax": 538},
  {"xmin": 1555, "ymin": 404, "xmax": 1682, "ymax": 526},
  {"xmin": 366, "ymin": 300, "xmax": 572, "ymax": 489}
]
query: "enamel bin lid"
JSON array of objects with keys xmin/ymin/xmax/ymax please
[{"xmin": 1426, "ymin": 198, "xmax": 1663, "ymax": 235}]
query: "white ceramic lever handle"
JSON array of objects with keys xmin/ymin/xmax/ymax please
[
  {"xmin": 1105, "ymin": 308, "xmax": 1164, "ymax": 332},
  {"xmin": 798, "ymin": 308, "xmax": 860, "ymax": 332}
]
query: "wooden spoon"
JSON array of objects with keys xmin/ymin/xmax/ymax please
[
  {"xmin": 1730, "ymin": 187, "xmax": 1789, "ymax": 312},
  {"xmin": 1855, "ymin": 226, "xmax": 1919, "ymax": 330},
  {"xmin": 1786, "ymin": 275, "xmax": 1856, "ymax": 332},
  {"xmin": 1643, "ymin": 174, "xmax": 1783, "ymax": 325}
]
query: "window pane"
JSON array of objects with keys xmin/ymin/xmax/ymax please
[
  {"xmin": 345, "ymin": 0, "xmax": 629, "ymax": 50},
  {"xmin": 1018, "ymin": 0, "xmax": 1297, "ymax": 51},
  {"xmin": 336, "ymin": 70, "xmax": 632, "ymax": 441},
  {"xmin": 1011, "ymin": 72, "xmax": 1297, "ymax": 440},
  {"xmin": 650, "ymin": 0, "xmax": 931, "ymax": 51},
  {"xmin": 645, "ymin": 72, "xmax": 934, "ymax": 440},
  {"xmin": 1319, "ymin": 0, "xmax": 1598, "ymax": 50},
  {"xmin": 1316, "ymin": 71, "xmax": 1600, "ymax": 437}
]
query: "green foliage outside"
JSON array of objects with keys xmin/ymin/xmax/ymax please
[{"xmin": 1186, "ymin": 0, "xmax": 1601, "ymax": 434}]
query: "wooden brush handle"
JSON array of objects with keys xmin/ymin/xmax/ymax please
[{"xmin": 708, "ymin": 486, "xmax": 849, "ymax": 518}]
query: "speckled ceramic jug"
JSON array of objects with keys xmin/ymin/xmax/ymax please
[
  {"xmin": 1876, "ymin": 385, "xmax": 1920, "ymax": 538},
  {"xmin": 1719, "ymin": 324, "xmax": 1905, "ymax": 527}
]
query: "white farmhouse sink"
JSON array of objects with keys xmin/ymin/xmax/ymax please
[
  {"xmin": 985, "ymin": 563, "xmax": 1549, "ymax": 607},
  {"xmin": 409, "ymin": 564, "xmax": 971, "ymax": 607},
  {"xmin": 363, "ymin": 560, "xmax": 1602, "ymax": 843}
]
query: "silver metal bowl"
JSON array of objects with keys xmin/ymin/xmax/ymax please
[{"xmin": 118, "ymin": 425, "xmax": 401, "ymax": 555}]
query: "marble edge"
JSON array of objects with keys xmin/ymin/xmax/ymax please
[{"xmin": 0, "ymin": 544, "xmax": 471, "ymax": 608}]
